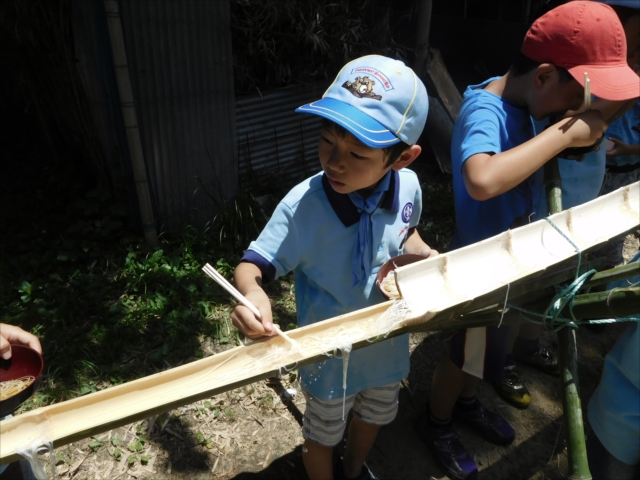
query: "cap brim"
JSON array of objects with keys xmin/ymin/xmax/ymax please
[
  {"xmin": 569, "ymin": 64, "xmax": 640, "ymax": 101},
  {"xmin": 296, "ymin": 97, "xmax": 400, "ymax": 147}
]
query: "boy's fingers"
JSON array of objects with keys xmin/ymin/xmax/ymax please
[
  {"xmin": 0, "ymin": 336, "xmax": 11, "ymax": 359},
  {"xmin": 231, "ymin": 306, "xmax": 276, "ymax": 338}
]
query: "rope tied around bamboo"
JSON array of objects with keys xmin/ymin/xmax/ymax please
[{"xmin": 507, "ymin": 218, "xmax": 640, "ymax": 330}]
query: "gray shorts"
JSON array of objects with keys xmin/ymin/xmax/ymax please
[{"xmin": 302, "ymin": 383, "xmax": 400, "ymax": 447}]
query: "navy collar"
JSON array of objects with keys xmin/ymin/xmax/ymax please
[{"xmin": 322, "ymin": 170, "xmax": 400, "ymax": 227}]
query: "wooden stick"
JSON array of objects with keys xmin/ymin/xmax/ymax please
[
  {"xmin": 202, "ymin": 264, "xmax": 261, "ymax": 317},
  {"xmin": 584, "ymin": 72, "xmax": 591, "ymax": 111},
  {"xmin": 202, "ymin": 264, "xmax": 299, "ymax": 350}
]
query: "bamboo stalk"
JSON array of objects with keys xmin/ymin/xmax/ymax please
[
  {"xmin": 544, "ymin": 158, "xmax": 564, "ymax": 215},
  {"xmin": 436, "ymin": 288, "xmax": 640, "ymax": 332},
  {"xmin": 559, "ymin": 324, "xmax": 591, "ymax": 479},
  {"xmin": 442, "ymin": 260, "xmax": 638, "ymax": 330},
  {"xmin": 104, "ymin": 0, "xmax": 157, "ymax": 248},
  {"xmin": 521, "ymin": 287, "xmax": 640, "ymax": 321},
  {"xmin": 583, "ymin": 262, "xmax": 640, "ymax": 289},
  {"xmin": 572, "ymin": 287, "xmax": 639, "ymax": 318},
  {"xmin": 545, "ymin": 157, "xmax": 591, "ymax": 480}
]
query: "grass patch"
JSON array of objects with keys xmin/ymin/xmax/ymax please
[{"xmin": 0, "ymin": 150, "xmax": 296, "ymax": 410}]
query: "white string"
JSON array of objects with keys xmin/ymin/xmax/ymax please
[
  {"xmin": 16, "ymin": 440, "xmax": 55, "ymax": 480},
  {"xmin": 497, "ymin": 283, "xmax": 511, "ymax": 328}
]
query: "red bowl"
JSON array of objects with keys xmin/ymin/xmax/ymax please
[
  {"xmin": 376, "ymin": 254, "xmax": 427, "ymax": 299},
  {"xmin": 0, "ymin": 345, "xmax": 44, "ymax": 416}
]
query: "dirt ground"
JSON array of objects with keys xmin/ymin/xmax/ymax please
[{"xmin": 25, "ymin": 231, "xmax": 639, "ymax": 480}]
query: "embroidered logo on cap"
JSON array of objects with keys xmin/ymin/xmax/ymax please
[
  {"xmin": 341, "ymin": 66, "xmax": 395, "ymax": 101},
  {"xmin": 401, "ymin": 203, "xmax": 413, "ymax": 223}
]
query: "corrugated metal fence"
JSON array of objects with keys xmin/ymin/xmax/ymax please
[
  {"xmin": 235, "ymin": 83, "xmax": 329, "ymax": 189},
  {"xmin": 72, "ymin": 0, "xmax": 327, "ymax": 231},
  {"xmin": 118, "ymin": 0, "xmax": 237, "ymax": 230}
]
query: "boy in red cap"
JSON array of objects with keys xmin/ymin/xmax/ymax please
[{"xmin": 416, "ymin": 3, "xmax": 640, "ymax": 480}]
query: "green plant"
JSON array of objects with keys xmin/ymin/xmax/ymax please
[
  {"xmin": 259, "ymin": 394, "xmax": 275, "ymax": 409},
  {"xmin": 230, "ymin": 0, "xmax": 415, "ymax": 94},
  {"xmin": 88, "ymin": 437, "xmax": 104, "ymax": 452}
]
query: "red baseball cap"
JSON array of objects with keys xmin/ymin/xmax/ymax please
[{"xmin": 521, "ymin": 1, "xmax": 640, "ymax": 101}]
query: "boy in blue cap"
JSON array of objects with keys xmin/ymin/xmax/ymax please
[
  {"xmin": 417, "ymin": 2, "xmax": 640, "ymax": 480},
  {"xmin": 230, "ymin": 55, "xmax": 437, "ymax": 480}
]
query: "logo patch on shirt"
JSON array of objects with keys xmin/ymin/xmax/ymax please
[{"xmin": 401, "ymin": 202, "xmax": 413, "ymax": 223}]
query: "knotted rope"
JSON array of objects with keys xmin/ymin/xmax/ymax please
[{"xmin": 508, "ymin": 218, "xmax": 639, "ymax": 331}]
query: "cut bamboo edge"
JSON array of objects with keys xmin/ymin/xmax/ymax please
[{"xmin": 1, "ymin": 182, "xmax": 639, "ymax": 464}]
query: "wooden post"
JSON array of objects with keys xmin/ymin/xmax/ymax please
[{"xmin": 544, "ymin": 158, "xmax": 592, "ymax": 480}]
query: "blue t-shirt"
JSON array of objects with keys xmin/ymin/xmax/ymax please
[
  {"xmin": 450, "ymin": 77, "xmax": 543, "ymax": 249},
  {"xmin": 606, "ymin": 100, "xmax": 640, "ymax": 167},
  {"xmin": 557, "ymin": 149, "xmax": 607, "ymax": 210},
  {"xmin": 533, "ymin": 115, "xmax": 606, "ymax": 216},
  {"xmin": 242, "ymin": 169, "xmax": 422, "ymax": 400},
  {"xmin": 588, "ymin": 252, "xmax": 640, "ymax": 466}
]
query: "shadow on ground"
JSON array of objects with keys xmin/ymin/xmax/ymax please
[{"xmin": 227, "ymin": 322, "xmax": 625, "ymax": 480}]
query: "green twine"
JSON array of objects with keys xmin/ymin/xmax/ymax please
[
  {"xmin": 507, "ymin": 218, "xmax": 639, "ymax": 331},
  {"xmin": 543, "ymin": 218, "xmax": 583, "ymax": 282}
]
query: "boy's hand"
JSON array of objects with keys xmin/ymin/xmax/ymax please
[
  {"xmin": 231, "ymin": 262, "xmax": 278, "ymax": 340},
  {"xmin": 230, "ymin": 288, "xmax": 277, "ymax": 340},
  {"xmin": 606, "ymin": 138, "xmax": 640, "ymax": 158},
  {"xmin": 0, "ymin": 323, "xmax": 42, "ymax": 360},
  {"xmin": 403, "ymin": 229, "xmax": 439, "ymax": 259},
  {"xmin": 413, "ymin": 246, "xmax": 439, "ymax": 258}
]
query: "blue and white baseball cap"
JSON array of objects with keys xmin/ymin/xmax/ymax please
[{"xmin": 296, "ymin": 55, "xmax": 429, "ymax": 147}]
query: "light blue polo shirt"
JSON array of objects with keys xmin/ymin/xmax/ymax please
[
  {"xmin": 588, "ymin": 252, "xmax": 640, "ymax": 466},
  {"xmin": 450, "ymin": 77, "xmax": 543, "ymax": 249},
  {"xmin": 242, "ymin": 169, "xmax": 422, "ymax": 400}
]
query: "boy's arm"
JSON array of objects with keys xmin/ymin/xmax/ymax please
[
  {"xmin": 230, "ymin": 262, "xmax": 277, "ymax": 339},
  {"xmin": 403, "ymin": 228, "xmax": 439, "ymax": 258},
  {"xmin": 463, "ymin": 110, "xmax": 606, "ymax": 200}
]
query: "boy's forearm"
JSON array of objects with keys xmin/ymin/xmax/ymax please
[
  {"xmin": 463, "ymin": 115, "xmax": 603, "ymax": 200},
  {"xmin": 233, "ymin": 262, "xmax": 264, "ymax": 296}
]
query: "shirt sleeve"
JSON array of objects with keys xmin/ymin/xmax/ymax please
[
  {"xmin": 244, "ymin": 199, "xmax": 302, "ymax": 281},
  {"xmin": 458, "ymin": 105, "xmax": 502, "ymax": 166}
]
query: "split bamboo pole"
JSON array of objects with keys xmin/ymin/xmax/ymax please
[
  {"xmin": 583, "ymin": 261, "xmax": 640, "ymax": 288},
  {"xmin": 104, "ymin": 0, "xmax": 157, "ymax": 248},
  {"xmin": 1, "ymin": 183, "xmax": 638, "ymax": 465},
  {"xmin": 524, "ymin": 287, "xmax": 640, "ymax": 321},
  {"xmin": 544, "ymin": 157, "xmax": 591, "ymax": 480}
]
